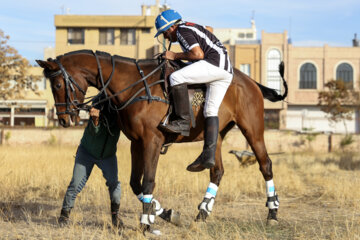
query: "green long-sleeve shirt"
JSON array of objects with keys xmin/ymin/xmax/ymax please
[{"xmin": 80, "ymin": 115, "xmax": 121, "ymax": 159}]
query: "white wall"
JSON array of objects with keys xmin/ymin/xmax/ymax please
[{"xmin": 286, "ymin": 106, "xmax": 358, "ymax": 133}]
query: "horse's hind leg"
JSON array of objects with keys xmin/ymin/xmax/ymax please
[
  {"xmin": 195, "ymin": 136, "xmax": 225, "ymax": 222},
  {"xmin": 236, "ymin": 117, "xmax": 279, "ymax": 224}
]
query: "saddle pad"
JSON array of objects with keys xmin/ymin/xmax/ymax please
[{"xmin": 190, "ymin": 90, "xmax": 205, "ymax": 107}]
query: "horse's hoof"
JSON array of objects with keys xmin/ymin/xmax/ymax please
[
  {"xmin": 266, "ymin": 208, "xmax": 278, "ymax": 226},
  {"xmin": 195, "ymin": 209, "xmax": 208, "ymax": 222},
  {"xmin": 140, "ymin": 224, "xmax": 162, "ymax": 236},
  {"xmin": 169, "ymin": 209, "xmax": 182, "ymax": 226},
  {"xmin": 159, "ymin": 209, "xmax": 182, "ymax": 226},
  {"xmin": 266, "ymin": 219, "xmax": 279, "ymax": 226}
]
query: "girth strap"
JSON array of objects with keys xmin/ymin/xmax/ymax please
[{"xmin": 135, "ymin": 60, "xmax": 153, "ymax": 103}]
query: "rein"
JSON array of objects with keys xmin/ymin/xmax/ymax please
[{"xmin": 48, "ymin": 50, "xmax": 169, "ymax": 116}]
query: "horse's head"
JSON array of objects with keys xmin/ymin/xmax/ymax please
[{"xmin": 36, "ymin": 57, "xmax": 88, "ymax": 127}]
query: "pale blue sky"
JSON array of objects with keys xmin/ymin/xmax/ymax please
[{"xmin": 1, "ymin": 0, "xmax": 359, "ymax": 64}]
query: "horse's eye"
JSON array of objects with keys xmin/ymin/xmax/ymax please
[{"xmin": 55, "ymin": 83, "xmax": 62, "ymax": 89}]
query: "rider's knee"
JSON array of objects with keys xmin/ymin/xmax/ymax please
[{"xmin": 170, "ymin": 71, "xmax": 184, "ymax": 86}]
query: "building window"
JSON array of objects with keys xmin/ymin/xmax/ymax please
[
  {"xmin": 67, "ymin": 28, "xmax": 84, "ymax": 44},
  {"xmin": 266, "ymin": 49, "xmax": 281, "ymax": 93},
  {"xmin": 299, "ymin": 63, "xmax": 317, "ymax": 89},
  {"xmin": 0, "ymin": 108, "xmax": 11, "ymax": 113},
  {"xmin": 99, "ymin": 28, "xmax": 114, "ymax": 45},
  {"xmin": 120, "ymin": 28, "xmax": 136, "ymax": 45},
  {"xmin": 238, "ymin": 33, "xmax": 245, "ymax": 39},
  {"xmin": 246, "ymin": 33, "xmax": 253, "ymax": 39},
  {"xmin": 142, "ymin": 28, "xmax": 150, "ymax": 34},
  {"xmin": 336, "ymin": 63, "xmax": 353, "ymax": 89},
  {"xmin": 240, "ymin": 64, "xmax": 251, "ymax": 77}
]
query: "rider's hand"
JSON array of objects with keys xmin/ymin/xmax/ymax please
[
  {"xmin": 162, "ymin": 51, "xmax": 176, "ymax": 61},
  {"xmin": 90, "ymin": 107, "xmax": 100, "ymax": 126}
]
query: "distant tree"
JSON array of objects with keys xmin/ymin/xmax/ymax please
[
  {"xmin": 318, "ymin": 79, "xmax": 356, "ymax": 134},
  {"xmin": 0, "ymin": 29, "xmax": 39, "ymax": 100}
]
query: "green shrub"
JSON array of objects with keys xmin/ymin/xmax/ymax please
[{"xmin": 340, "ymin": 135, "xmax": 354, "ymax": 149}]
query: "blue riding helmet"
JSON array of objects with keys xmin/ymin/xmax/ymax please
[{"xmin": 154, "ymin": 9, "xmax": 182, "ymax": 38}]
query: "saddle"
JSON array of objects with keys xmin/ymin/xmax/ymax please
[{"xmin": 163, "ymin": 60, "xmax": 207, "ymax": 129}]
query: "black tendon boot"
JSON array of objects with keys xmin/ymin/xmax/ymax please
[
  {"xmin": 159, "ymin": 84, "xmax": 191, "ymax": 136},
  {"xmin": 187, "ymin": 116, "xmax": 219, "ymax": 172},
  {"xmin": 58, "ymin": 209, "xmax": 71, "ymax": 226},
  {"xmin": 111, "ymin": 202, "xmax": 124, "ymax": 229}
]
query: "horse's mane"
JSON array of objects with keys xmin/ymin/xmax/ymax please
[{"xmin": 56, "ymin": 49, "xmax": 157, "ymax": 65}]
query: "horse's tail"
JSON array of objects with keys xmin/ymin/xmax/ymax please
[{"xmin": 255, "ymin": 61, "xmax": 288, "ymax": 102}]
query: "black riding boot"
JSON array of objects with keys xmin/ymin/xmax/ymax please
[
  {"xmin": 111, "ymin": 202, "xmax": 124, "ymax": 229},
  {"xmin": 187, "ymin": 116, "xmax": 219, "ymax": 172},
  {"xmin": 58, "ymin": 209, "xmax": 71, "ymax": 226},
  {"xmin": 159, "ymin": 84, "xmax": 191, "ymax": 136}
]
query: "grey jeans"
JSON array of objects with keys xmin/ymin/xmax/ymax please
[{"xmin": 62, "ymin": 145, "xmax": 121, "ymax": 211}]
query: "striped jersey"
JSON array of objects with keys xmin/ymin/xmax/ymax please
[{"xmin": 176, "ymin": 22, "xmax": 233, "ymax": 74}]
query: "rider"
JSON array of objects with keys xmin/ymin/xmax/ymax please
[
  {"xmin": 58, "ymin": 95, "xmax": 122, "ymax": 229},
  {"xmin": 154, "ymin": 9, "xmax": 233, "ymax": 172}
]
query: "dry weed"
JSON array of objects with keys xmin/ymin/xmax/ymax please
[{"xmin": 0, "ymin": 133, "xmax": 359, "ymax": 239}]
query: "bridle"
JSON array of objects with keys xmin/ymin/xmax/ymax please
[
  {"xmin": 44, "ymin": 50, "xmax": 169, "ymax": 118},
  {"xmin": 45, "ymin": 50, "xmax": 116, "ymax": 116},
  {"xmin": 44, "ymin": 59, "xmax": 87, "ymax": 116}
]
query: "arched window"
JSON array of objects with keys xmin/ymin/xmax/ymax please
[
  {"xmin": 267, "ymin": 49, "xmax": 281, "ymax": 93},
  {"xmin": 299, "ymin": 63, "xmax": 317, "ymax": 89},
  {"xmin": 336, "ymin": 63, "xmax": 353, "ymax": 89}
]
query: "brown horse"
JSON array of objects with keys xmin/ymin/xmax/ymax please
[{"xmin": 36, "ymin": 50, "xmax": 287, "ymax": 232}]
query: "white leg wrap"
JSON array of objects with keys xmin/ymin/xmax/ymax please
[
  {"xmin": 140, "ymin": 214, "xmax": 155, "ymax": 225},
  {"xmin": 143, "ymin": 194, "xmax": 153, "ymax": 203},
  {"xmin": 152, "ymin": 198, "xmax": 164, "ymax": 216},
  {"xmin": 265, "ymin": 179, "xmax": 279, "ymax": 209},
  {"xmin": 199, "ymin": 182, "xmax": 218, "ymax": 215},
  {"xmin": 140, "ymin": 194, "xmax": 156, "ymax": 225},
  {"xmin": 266, "ymin": 180, "xmax": 275, "ymax": 197},
  {"xmin": 205, "ymin": 182, "xmax": 218, "ymax": 199},
  {"xmin": 137, "ymin": 193, "xmax": 144, "ymax": 202},
  {"xmin": 199, "ymin": 197, "xmax": 215, "ymax": 215}
]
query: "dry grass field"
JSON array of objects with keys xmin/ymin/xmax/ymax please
[{"xmin": 0, "ymin": 131, "xmax": 359, "ymax": 240}]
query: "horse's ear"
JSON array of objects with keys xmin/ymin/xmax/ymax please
[{"xmin": 36, "ymin": 60, "xmax": 57, "ymax": 70}]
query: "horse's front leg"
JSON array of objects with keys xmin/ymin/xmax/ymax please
[
  {"xmin": 129, "ymin": 141, "xmax": 145, "ymax": 200},
  {"xmin": 137, "ymin": 134, "xmax": 164, "ymax": 234},
  {"xmin": 130, "ymin": 139, "xmax": 181, "ymax": 230},
  {"xmin": 195, "ymin": 137, "xmax": 224, "ymax": 221}
]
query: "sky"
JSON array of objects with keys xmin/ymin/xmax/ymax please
[{"xmin": 1, "ymin": 0, "xmax": 359, "ymax": 64}]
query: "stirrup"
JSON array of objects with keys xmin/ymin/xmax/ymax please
[{"xmin": 158, "ymin": 122, "xmax": 190, "ymax": 137}]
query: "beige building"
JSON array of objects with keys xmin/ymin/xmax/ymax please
[
  {"xmin": 53, "ymin": 1, "xmax": 169, "ymax": 59},
  {"xmin": 0, "ymin": 67, "xmax": 53, "ymax": 127},
  {"xmin": 214, "ymin": 19, "xmax": 257, "ymax": 45},
  {"xmin": 215, "ymin": 29, "xmax": 360, "ymax": 133},
  {"xmin": 256, "ymin": 31, "xmax": 359, "ymax": 133},
  {"xmin": 1, "ymin": 1, "xmax": 359, "ymax": 133}
]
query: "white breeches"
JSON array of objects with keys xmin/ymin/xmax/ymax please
[{"xmin": 169, "ymin": 60, "xmax": 233, "ymax": 118}]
